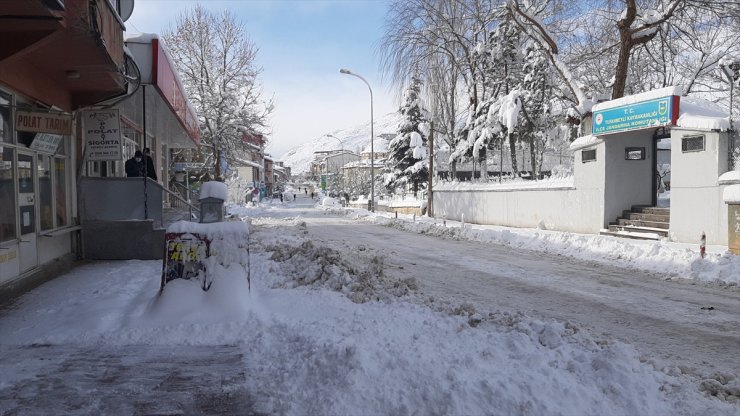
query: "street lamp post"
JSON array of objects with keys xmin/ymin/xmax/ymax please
[
  {"xmin": 340, "ymin": 68, "xmax": 374, "ymax": 212},
  {"xmin": 326, "ymin": 134, "xmax": 344, "ymax": 152}
]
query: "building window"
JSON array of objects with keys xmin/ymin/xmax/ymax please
[
  {"xmin": 39, "ymin": 154, "xmax": 54, "ymax": 231},
  {"xmin": 682, "ymin": 135, "xmax": 705, "ymax": 153},
  {"xmin": 0, "ymin": 146, "xmax": 16, "ymax": 242},
  {"xmin": 581, "ymin": 149, "xmax": 597, "ymax": 163},
  {"xmin": 0, "ymin": 91, "xmax": 12, "ymax": 144},
  {"xmin": 625, "ymin": 147, "xmax": 645, "ymax": 160},
  {"xmin": 55, "ymin": 157, "xmax": 68, "ymax": 227}
]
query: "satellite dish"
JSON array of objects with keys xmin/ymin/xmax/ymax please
[{"xmin": 118, "ymin": 0, "xmax": 134, "ymax": 22}]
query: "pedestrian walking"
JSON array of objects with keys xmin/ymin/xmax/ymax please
[
  {"xmin": 125, "ymin": 151, "xmax": 145, "ymax": 177},
  {"xmin": 143, "ymin": 148, "xmax": 157, "ymax": 181}
]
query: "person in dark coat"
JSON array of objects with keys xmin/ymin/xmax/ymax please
[
  {"xmin": 125, "ymin": 150, "xmax": 145, "ymax": 177},
  {"xmin": 143, "ymin": 148, "xmax": 157, "ymax": 181}
]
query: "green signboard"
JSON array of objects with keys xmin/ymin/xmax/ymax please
[
  {"xmin": 321, "ymin": 174, "xmax": 327, "ymax": 191},
  {"xmin": 592, "ymin": 95, "xmax": 678, "ymax": 135}
]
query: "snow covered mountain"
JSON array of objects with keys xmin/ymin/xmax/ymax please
[{"xmin": 278, "ymin": 112, "xmax": 402, "ymax": 174}]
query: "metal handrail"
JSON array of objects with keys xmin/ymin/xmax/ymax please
[
  {"xmin": 170, "ymin": 181, "xmax": 195, "ymax": 201},
  {"xmin": 162, "ymin": 184, "xmax": 200, "ymax": 221}
]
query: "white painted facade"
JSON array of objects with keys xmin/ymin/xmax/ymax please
[
  {"xmin": 433, "ymin": 88, "xmax": 735, "ymax": 246},
  {"xmin": 669, "ymin": 129, "xmax": 730, "ymax": 244}
]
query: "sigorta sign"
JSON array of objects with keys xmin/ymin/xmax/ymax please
[
  {"xmin": 15, "ymin": 111, "xmax": 73, "ymax": 136},
  {"xmin": 82, "ymin": 109, "xmax": 123, "ymax": 161}
]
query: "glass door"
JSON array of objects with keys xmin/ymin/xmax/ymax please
[{"xmin": 18, "ymin": 152, "xmax": 38, "ymax": 272}]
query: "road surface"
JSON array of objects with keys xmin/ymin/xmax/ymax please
[{"xmin": 285, "ymin": 211, "xmax": 740, "ymax": 379}]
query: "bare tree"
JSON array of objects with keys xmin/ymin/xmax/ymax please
[{"xmin": 163, "ymin": 5, "xmax": 272, "ymax": 181}]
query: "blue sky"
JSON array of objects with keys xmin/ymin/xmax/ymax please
[{"xmin": 127, "ymin": 0, "xmax": 397, "ymax": 158}]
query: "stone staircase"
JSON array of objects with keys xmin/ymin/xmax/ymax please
[{"xmin": 600, "ymin": 205, "xmax": 670, "ymax": 240}]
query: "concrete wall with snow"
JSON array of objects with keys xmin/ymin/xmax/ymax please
[
  {"xmin": 669, "ymin": 129, "xmax": 730, "ymax": 245},
  {"xmin": 433, "ymin": 185, "xmax": 604, "ymax": 234}
]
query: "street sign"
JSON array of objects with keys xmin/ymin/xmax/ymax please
[{"xmin": 592, "ymin": 95, "xmax": 679, "ymax": 135}]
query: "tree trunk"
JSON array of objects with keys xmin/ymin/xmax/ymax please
[
  {"xmin": 508, "ymin": 133, "xmax": 518, "ymax": 177},
  {"xmin": 612, "ymin": 32, "xmax": 633, "ymax": 99},
  {"xmin": 529, "ymin": 136, "xmax": 536, "ymax": 179},
  {"xmin": 213, "ymin": 148, "xmax": 222, "ymax": 181},
  {"xmin": 479, "ymin": 147, "xmax": 487, "ymax": 180}
]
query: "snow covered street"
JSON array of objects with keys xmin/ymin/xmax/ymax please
[{"xmin": 1, "ymin": 194, "xmax": 739, "ymax": 415}]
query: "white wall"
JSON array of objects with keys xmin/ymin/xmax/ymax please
[
  {"xmin": 432, "ymin": 128, "xmax": 732, "ymax": 246},
  {"xmin": 573, "ymin": 141, "xmax": 607, "ymax": 227},
  {"xmin": 669, "ymin": 129, "xmax": 729, "ymax": 244},
  {"xmin": 433, "ymin": 186, "xmax": 604, "ymax": 234}
]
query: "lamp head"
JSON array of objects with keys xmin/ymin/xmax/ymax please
[{"xmin": 339, "ymin": 68, "xmax": 351, "ymax": 74}]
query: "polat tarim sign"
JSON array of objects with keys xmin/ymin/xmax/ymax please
[
  {"xmin": 592, "ymin": 95, "xmax": 679, "ymax": 135},
  {"xmin": 15, "ymin": 111, "xmax": 72, "ymax": 135}
]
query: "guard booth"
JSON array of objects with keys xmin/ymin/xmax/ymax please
[{"xmin": 574, "ymin": 86, "xmax": 734, "ymax": 245}]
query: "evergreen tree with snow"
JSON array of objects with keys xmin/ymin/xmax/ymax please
[
  {"xmin": 452, "ymin": 11, "xmax": 525, "ymax": 179},
  {"xmin": 385, "ymin": 72, "xmax": 429, "ymax": 195},
  {"xmin": 519, "ymin": 43, "xmax": 560, "ymax": 178}
]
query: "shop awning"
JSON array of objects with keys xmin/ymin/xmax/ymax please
[{"xmin": 120, "ymin": 34, "xmax": 200, "ymax": 149}]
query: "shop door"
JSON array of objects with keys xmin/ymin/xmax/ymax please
[{"xmin": 18, "ymin": 152, "xmax": 38, "ymax": 273}]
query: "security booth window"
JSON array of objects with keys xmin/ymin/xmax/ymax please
[
  {"xmin": 682, "ymin": 135, "xmax": 705, "ymax": 153},
  {"xmin": 625, "ymin": 147, "xmax": 646, "ymax": 160},
  {"xmin": 581, "ymin": 149, "xmax": 597, "ymax": 163},
  {"xmin": 0, "ymin": 146, "xmax": 17, "ymax": 242}
]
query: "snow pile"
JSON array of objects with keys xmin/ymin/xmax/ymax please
[{"xmin": 321, "ymin": 197, "xmax": 341, "ymax": 207}]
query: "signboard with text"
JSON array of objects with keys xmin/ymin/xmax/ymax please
[
  {"xmin": 29, "ymin": 133, "xmax": 64, "ymax": 154},
  {"xmin": 15, "ymin": 111, "xmax": 72, "ymax": 135},
  {"xmin": 82, "ymin": 109, "xmax": 123, "ymax": 161},
  {"xmin": 592, "ymin": 95, "xmax": 679, "ymax": 135}
]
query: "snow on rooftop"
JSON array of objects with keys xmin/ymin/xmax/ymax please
[
  {"xmin": 677, "ymin": 96, "xmax": 731, "ymax": 131},
  {"xmin": 124, "ymin": 33, "xmax": 159, "ymax": 43},
  {"xmin": 569, "ymin": 134, "xmax": 602, "ymax": 151},
  {"xmin": 719, "ymin": 170, "xmax": 740, "ymax": 184},
  {"xmin": 723, "ymin": 184, "xmax": 740, "ymax": 204},
  {"xmin": 592, "ymin": 86, "xmax": 683, "ymax": 112}
]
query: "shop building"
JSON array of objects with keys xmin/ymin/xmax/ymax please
[
  {"xmin": 0, "ymin": 0, "xmax": 133, "ymax": 294},
  {"xmin": 0, "ymin": 2, "xmax": 201, "ymax": 297}
]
